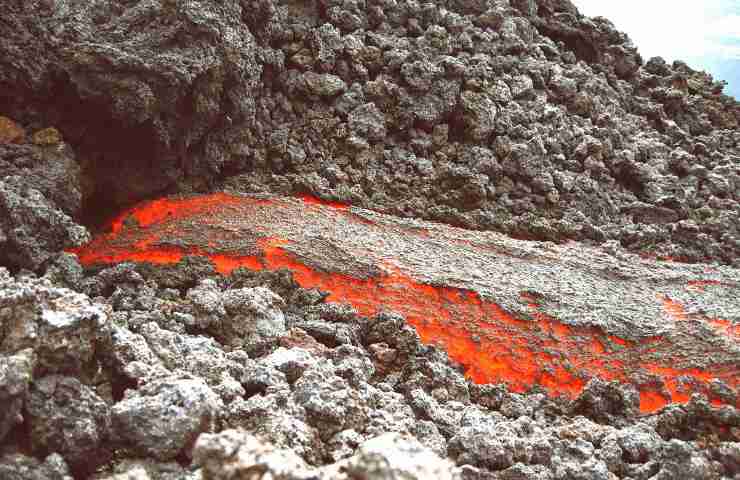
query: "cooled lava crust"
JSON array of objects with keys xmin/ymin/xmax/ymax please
[{"xmin": 70, "ymin": 192, "xmax": 740, "ymax": 413}]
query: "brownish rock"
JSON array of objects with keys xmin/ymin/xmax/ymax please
[
  {"xmin": 31, "ymin": 127, "xmax": 62, "ymax": 146},
  {"xmin": 0, "ymin": 116, "xmax": 25, "ymax": 144}
]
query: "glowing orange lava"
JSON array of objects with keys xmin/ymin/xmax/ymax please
[{"xmin": 69, "ymin": 193, "xmax": 740, "ymax": 414}]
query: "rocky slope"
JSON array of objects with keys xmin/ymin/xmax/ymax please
[
  {"xmin": 1, "ymin": 0, "xmax": 739, "ymax": 479},
  {"xmin": 2, "ymin": 0, "xmax": 739, "ymax": 265}
]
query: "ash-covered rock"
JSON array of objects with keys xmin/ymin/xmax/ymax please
[
  {"xmin": 0, "ymin": 135, "xmax": 88, "ymax": 271},
  {"xmin": 25, "ymin": 375, "xmax": 112, "ymax": 476},
  {"xmin": 111, "ymin": 373, "xmax": 223, "ymax": 461},
  {"xmin": 0, "ymin": 453, "xmax": 73, "ymax": 480}
]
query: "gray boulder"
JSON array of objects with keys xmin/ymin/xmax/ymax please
[
  {"xmin": 25, "ymin": 375, "xmax": 112, "ymax": 475},
  {"xmin": 0, "ymin": 176, "xmax": 88, "ymax": 271},
  {"xmin": 0, "ymin": 348, "xmax": 34, "ymax": 443},
  {"xmin": 112, "ymin": 374, "xmax": 223, "ymax": 461},
  {"xmin": 0, "ymin": 453, "xmax": 72, "ymax": 480},
  {"xmin": 193, "ymin": 429, "xmax": 316, "ymax": 480},
  {"xmin": 0, "ymin": 269, "xmax": 109, "ymax": 378}
]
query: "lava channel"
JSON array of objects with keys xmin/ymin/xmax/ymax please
[{"xmin": 69, "ymin": 193, "xmax": 740, "ymax": 413}]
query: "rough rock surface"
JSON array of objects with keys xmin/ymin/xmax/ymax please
[
  {"xmin": 0, "ymin": 137, "xmax": 88, "ymax": 270},
  {"xmin": 111, "ymin": 373, "xmax": 223, "ymax": 461},
  {"xmin": 193, "ymin": 429, "xmax": 462, "ymax": 479},
  {"xmin": 2, "ymin": 0, "xmax": 739, "ymax": 264},
  {"xmin": 1, "ymin": 0, "xmax": 740, "ymax": 478},
  {"xmin": 71, "ymin": 193, "xmax": 740, "ymax": 412},
  {"xmin": 0, "ymin": 256, "xmax": 735, "ymax": 478},
  {"xmin": 25, "ymin": 375, "xmax": 112, "ymax": 476}
]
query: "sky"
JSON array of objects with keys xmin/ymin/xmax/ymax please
[{"xmin": 570, "ymin": 0, "xmax": 740, "ymax": 99}]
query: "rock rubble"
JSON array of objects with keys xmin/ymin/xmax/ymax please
[
  {"xmin": 0, "ymin": 260, "xmax": 737, "ymax": 478},
  {"xmin": 1, "ymin": 0, "xmax": 739, "ymax": 478}
]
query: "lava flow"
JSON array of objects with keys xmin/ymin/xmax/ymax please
[{"xmin": 69, "ymin": 193, "xmax": 740, "ymax": 413}]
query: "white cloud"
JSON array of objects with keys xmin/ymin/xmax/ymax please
[{"xmin": 570, "ymin": 0, "xmax": 739, "ymax": 62}]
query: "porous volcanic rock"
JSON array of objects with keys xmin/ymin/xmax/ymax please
[
  {"xmin": 111, "ymin": 373, "xmax": 223, "ymax": 461},
  {"xmin": 193, "ymin": 429, "xmax": 462, "ymax": 479},
  {"xmin": 2, "ymin": 0, "xmax": 740, "ymax": 478},
  {"xmin": 0, "ymin": 138, "xmax": 88, "ymax": 271},
  {"xmin": 0, "ymin": 268, "xmax": 110, "ymax": 380},
  {"xmin": 71, "ymin": 193, "xmax": 740, "ymax": 413},
  {"xmin": 0, "ymin": 259, "xmax": 735, "ymax": 478},
  {"xmin": 2, "ymin": 0, "xmax": 738, "ymax": 263},
  {"xmin": 1, "ymin": 1, "xmax": 262, "ymax": 209},
  {"xmin": 0, "ymin": 453, "xmax": 72, "ymax": 480},
  {"xmin": 25, "ymin": 375, "xmax": 113, "ymax": 476}
]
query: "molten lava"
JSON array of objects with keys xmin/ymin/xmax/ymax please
[{"xmin": 70, "ymin": 193, "xmax": 740, "ymax": 413}]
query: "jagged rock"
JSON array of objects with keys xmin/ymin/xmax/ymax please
[
  {"xmin": 0, "ymin": 270, "xmax": 109, "ymax": 378},
  {"xmin": 193, "ymin": 429, "xmax": 316, "ymax": 480},
  {"xmin": 293, "ymin": 362, "xmax": 369, "ymax": 440},
  {"xmin": 106, "ymin": 325, "xmax": 170, "ymax": 385},
  {"xmin": 263, "ymin": 347, "xmax": 318, "ymax": 384},
  {"xmin": 194, "ymin": 429, "xmax": 461, "ymax": 480},
  {"xmin": 0, "ymin": 348, "xmax": 34, "ymax": 443},
  {"xmin": 2, "ymin": 0, "xmax": 740, "ymax": 478},
  {"xmin": 224, "ymin": 390, "xmax": 323, "ymax": 465},
  {"xmin": 1, "ymin": 1, "xmax": 263, "ymax": 208},
  {"xmin": 0, "ymin": 453, "xmax": 73, "ymax": 480},
  {"xmin": 570, "ymin": 378, "xmax": 640, "ymax": 425},
  {"xmin": 43, "ymin": 253, "xmax": 85, "ymax": 291},
  {"xmin": 302, "ymin": 72, "xmax": 347, "ymax": 97},
  {"xmin": 2, "ymin": 0, "xmax": 739, "ymax": 264},
  {"xmin": 340, "ymin": 432, "xmax": 461, "ymax": 480},
  {"xmin": 111, "ymin": 374, "xmax": 223, "ymax": 461},
  {"xmin": 0, "ymin": 176, "xmax": 88, "ymax": 271},
  {"xmin": 25, "ymin": 375, "xmax": 112, "ymax": 475},
  {"xmin": 0, "ymin": 139, "xmax": 85, "ymax": 270},
  {"xmin": 221, "ymin": 286, "xmax": 287, "ymax": 354},
  {"xmin": 188, "ymin": 280, "xmax": 287, "ymax": 354},
  {"xmin": 92, "ymin": 459, "xmax": 200, "ymax": 480},
  {"xmin": 137, "ymin": 322, "xmax": 245, "ymax": 401}
]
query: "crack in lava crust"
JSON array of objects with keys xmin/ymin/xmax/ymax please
[{"xmin": 69, "ymin": 193, "xmax": 740, "ymax": 414}]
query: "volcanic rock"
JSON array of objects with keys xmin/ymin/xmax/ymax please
[
  {"xmin": 0, "ymin": 349, "xmax": 34, "ymax": 443},
  {"xmin": 2, "ymin": 0, "xmax": 740, "ymax": 478},
  {"xmin": 187, "ymin": 279, "xmax": 287, "ymax": 354},
  {"xmin": 340, "ymin": 432, "xmax": 461, "ymax": 479},
  {"xmin": 71, "ymin": 193, "xmax": 740, "ymax": 413},
  {"xmin": 193, "ymin": 429, "xmax": 462, "ymax": 480},
  {"xmin": 0, "ymin": 268, "xmax": 109, "ymax": 379},
  {"xmin": 0, "ymin": 137, "xmax": 86, "ymax": 269},
  {"xmin": 3, "ymin": 1, "xmax": 738, "ymax": 263},
  {"xmin": 25, "ymin": 375, "xmax": 113, "ymax": 476},
  {"xmin": 111, "ymin": 373, "xmax": 223, "ymax": 461},
  {"xmin": 92, "ymin": 459, "xmax": 199, "ymax": 480},
  {"xmin": 0, "ymin": 453, "xmax": 72, "ymax": 480}
]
